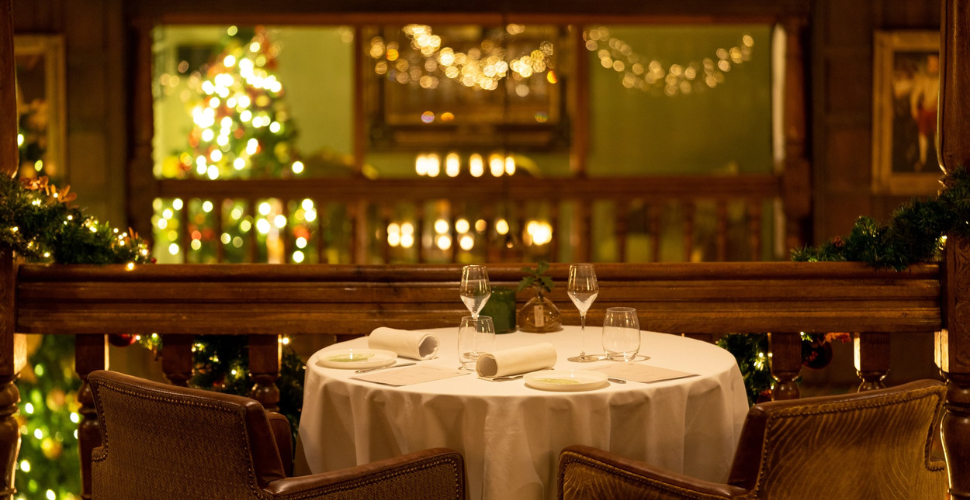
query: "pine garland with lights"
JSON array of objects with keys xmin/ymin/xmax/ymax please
[
  {"xmin": 0, "ymin": 171, "xmax": 152, "ymax": 500},
  {"xmin": 722, "ymin": 166, "xmax": 970, "ymax": 404}
]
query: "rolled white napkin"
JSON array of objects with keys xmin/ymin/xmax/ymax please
[
  {"xmin": 476, "ymin": 343, "xmax": 557, "ymax": 378},
  {"xmin": 368, "ymin": 327, "xmax": 439, "ymax": 360}
]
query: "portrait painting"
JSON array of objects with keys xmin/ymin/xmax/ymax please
[{"xmin": 872, "ymin": 31, "xmax": 940, "ymax": 195}]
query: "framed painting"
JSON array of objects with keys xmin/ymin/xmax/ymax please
[
  {"xmin": 871, "ymin": 31, "xmax": 940, "ymax": 195},
  {"xmin": 15, "ymin": 35, "xmax": 67, "ymax": 184}
]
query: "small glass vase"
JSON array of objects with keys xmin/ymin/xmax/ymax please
[{"xmin": 517, "ymin": 288, "xmax": 562, "ymax": 333}]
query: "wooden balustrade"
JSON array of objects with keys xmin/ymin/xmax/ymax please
[
  {"xmin": 0, "ymin": 258, "xmax": 967, "ymax": 497},
  {"xmin": 155, "ymin": 175, "xmax": 786, "ymax": 265}
]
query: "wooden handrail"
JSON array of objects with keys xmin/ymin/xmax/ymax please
[
  {"xmin": 154, "ymin": 175, "xmax": 782, "ymax": 201},
  {"xmin": 14, "ymin": 262, "xmax": 941, "ymax": 336}
]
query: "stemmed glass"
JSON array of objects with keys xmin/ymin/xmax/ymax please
[
  {"xmin": 566, "ymin": 264, "xmax": 601, "ymax": 362},
  {"xmin": 460, "ymin": 265, "xmax": 491, "ymax": 318}
]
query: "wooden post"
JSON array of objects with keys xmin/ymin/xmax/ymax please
[
  {"xmin": 769, "ymin": 332, "xmax": 801, "ymax": 400},
  {"xmin": 75, "ymin": 335, "xmax": 107, "ymax": 500},
  {"xmin": 781, "ymin": 17, "xmax": 811, "ymax": 250},
  {"xmin": 853, "ymin": 332, "xmax": 889, "ymax": 392},
  {"xmin": 0, "ymin": 4, "xmax": 26, "ymax": 498},
  {"xmin": 939, "ymin": 1, "xmax": 970, "ymax": 498},
  {"xmin": 249, "ymin": 335, "xmax": 280, "ymax": 412},
  {"xmin": 161, "ymin": 335, "xmax": 193, "ymax": 387},
  {"xmin": 0, "ymin": 250, "xmax": 24, "ymax": 500},
  {"xmin": 127, "ymin": 17, "xmax": 158, "ymax": 242}
]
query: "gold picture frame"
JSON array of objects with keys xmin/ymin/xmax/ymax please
[
  {"xmin": 15, "ymin": 34, "xmax": 67, "ymax": 183},
  {"xmin": 871, "ymin": 30, "xmax": 941, "ymax": 195}
]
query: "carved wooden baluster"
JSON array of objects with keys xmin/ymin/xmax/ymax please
[
  {"xmin": 281, "ymin": 201, "xmax": 292, "ymax": 263},
  {"xmin": 246, "ymin": 198, "xmax": 257, "ymax": 263},
  {"xmin": 161, "ymin": 335, "xmax": 193, "ymax": 387},
  {"xmin": 179, "ymin": 198, "xmax": 191, "ymax": 264},
  {"xmin": 381, "ymin": 203, "xmax": 392, "ymax": 264},
  {"xmin": 449, "ymin": 203, "xmax": 459, "ymax": 263},
  {"xmin": 548, "ymin": 200, "xmax": 561, "ymax": 262},
  {"xmin": 415, "ymin": 201, "xmax": 426, "ymax": 264},
  {"xmin": 768, "ymin": 332, "xmax": 801, "ymax": 400},
  {"xmin": 649, "ymin": 204, "xmax": 661, "ymax": 262},
  {"xmin": 0, "ymin": 250, "xmax": 24, "ymax": 500},
  {"xmin": 940, "ymin": 1, "xmax": 970, "ymax": 497},
  {"xmin": 747, "ymin": 200, "xmax": 762, "ymax": 261},
  {"xmin": 578, "ymin": 201, "xmax": 593, "ymax": 262},
  {"xmin": 715, "ymin": 201, "xmax": 728, "ymax": 262},
  {"xmin": 615, "ymin": 201, "xmax": 629, "ymax": 263},
  {"xmin": 215, "ymin": 198, "xmax": 225, "ymax": 263},
  {"xmin": 249, "ymin": 335, "xmax": 281, "ymax": 412},
  {"xmin": 683, "ymin": 202, "xmax": 695, "ymax": 263},
  {"xmin": 316, "ymin": 200, "xmax": 327, "ymax": 264},
  {"xmin": 854, "ymin": 332, "xmax": 889, "ymax": 392},
  {"xmin": 75, "ymin": 334, "xmax": 107, "ymax": 500},
  {"xmin": 348, "ymin": 203, "xmax": 360, "ymax": 264}
]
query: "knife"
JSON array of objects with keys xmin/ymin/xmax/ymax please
[{"xmin": 355, "ymin": 362, "xmax": 416, "ymax": 374}]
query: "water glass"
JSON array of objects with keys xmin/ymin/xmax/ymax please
[
  {"xmin": 602, "ymin": 307, "xmax": 640, "ymax": 361},
  {"xmin": 458, "ymin": 316, "xmax": 496, "ymax": 370}
]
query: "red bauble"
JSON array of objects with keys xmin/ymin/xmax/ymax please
[{"xmin": 108, "ymin": 334, "xmax": 138, "ymax": 348}]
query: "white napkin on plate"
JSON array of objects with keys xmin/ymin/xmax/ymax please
[
  {"xmin": 476, "ymin": 343, "xmax": 557, "ymax": 378},
  {"xmin": 368, "ymin": 327, "xmax": 439, "ymax": 360}
]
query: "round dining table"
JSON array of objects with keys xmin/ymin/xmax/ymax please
[{"xmin": 296, "ymin": 326, "xmax": 749, "ymax": 500}]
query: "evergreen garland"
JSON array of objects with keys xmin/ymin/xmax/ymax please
[{"xmin": 723, "ymin": 166, "xmax": 970, "ymax": 404}]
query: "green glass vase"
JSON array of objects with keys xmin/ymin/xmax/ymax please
[{"xmin": 480, "ymin": 286, "xmax": 517, "ymax": 333}]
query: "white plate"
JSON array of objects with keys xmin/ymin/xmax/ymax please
[
  {"xmin": 317, "ymin": 349, "xmax": 398, "ymax": 369},
  {"xmin": 524, "ymin": 370, "xmax": 609, "ymax": 392}
]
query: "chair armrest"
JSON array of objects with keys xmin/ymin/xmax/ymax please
[
  {"xmin": 264, "ymin": 448, "xmax": 464, "ymax": 500},
  {"xmin": 559, "ymin": 446, "xmax": 749, "ymax": 500},
  {"xmin": 266, "ymin": 412, "xmax": 293, "ymax": 477}
]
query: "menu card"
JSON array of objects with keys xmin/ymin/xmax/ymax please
[
  {"xmin": 588, "ymin": 363, "xmax": 697, "ymax": 384},
  {"xmin": 352, "ymin": 365, "xmax": 468, "ymax": 387}
]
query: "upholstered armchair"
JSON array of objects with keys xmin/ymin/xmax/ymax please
[
  {"xmin": 559, "ymin": 380, "xmax": 947, "ymax": 500},
  {"xmin": 88, "ymin": 370, "xmax": 465, "ymax": 500}
]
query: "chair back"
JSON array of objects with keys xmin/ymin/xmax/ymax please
[
  {"xmin": 727, "ymin": 380, "xmax": 947, "ymax": 499},
  {"xmin": 88, "ymin": 370, "xmax": 286, "ymax": 500}
]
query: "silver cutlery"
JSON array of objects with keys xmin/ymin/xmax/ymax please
[
  {"xmin": 608, "ymin": 378, "xmax": 627, "ymax": 384},
  {"xmin": 355, "ymin": 362, "xmax": 416, "ymax": 374},
  {"xmin": 478, "ymin": 368, "xmax": 553, "ymax": 381}
]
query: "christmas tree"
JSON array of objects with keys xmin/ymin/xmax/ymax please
[{"xmin": 161, "ymin": 26, "xmax": 304, "ymax": 181}]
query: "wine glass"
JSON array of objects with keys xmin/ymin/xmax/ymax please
[
  {"xmin": 566, "ymin": 264, "xmax": 601, "ymax": 362},
  {"xmin": 460, "ymin": 265, "xmax": 491, "ymax": 318},
  {"xmin": 603, "ymin": 307, "xmax": 640, "ymax": 361}
]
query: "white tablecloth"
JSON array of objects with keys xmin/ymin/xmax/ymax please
[{"xmin": 297, "ymin": 327, "xmax": 749, "ymax": 500}]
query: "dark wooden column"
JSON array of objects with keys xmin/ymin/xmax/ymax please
[
  {"xmin": 127, "ymin": 17, "xmax": 157, "ymax": 243},
  {"xmin": 853, "ymin": 332, "xmax": 889, "ymax": 392},
  {"xmin": 781, "ymin": 17, "xmax": 812, "ymax": 250},
  {"xmin": 939, "ymin": 1, "xmax": 970, "ymax": 498},
  {"xmin": 249, "ymin": 335, "xmax": 280, "ymax": 412},
  {"xmin": 0, "ymin": 3, "xmax": 25, "ymax": 498},
  {"xmin": 0, "ymin": 250, "xmax": 24, "ymax": 500},
  {"xmin": 75, "ymin": 335, "xmax": 107, "ymax": 500},
  {"xmin": 769, "ymin": 332, "xmax": 801, "ymax": 400}
]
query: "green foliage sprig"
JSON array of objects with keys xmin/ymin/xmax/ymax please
[
  {"xmin": 518, "ymin": 260, "xmax": 554, "ymax": 293},
  {"xmin": 791, "ymin": 166, "xmax": 970, "ymax": 269},
  {"xmin": 0, "ymin": 175, "xmax": 151, "ymax": 264}
]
